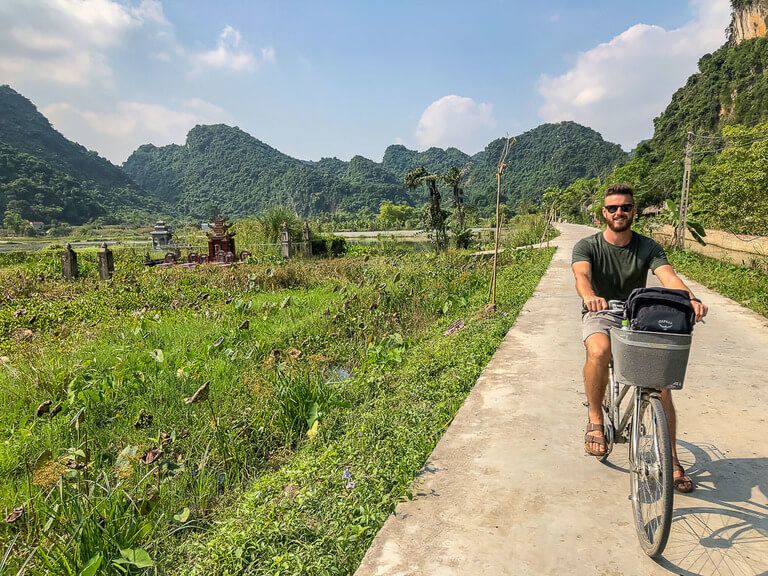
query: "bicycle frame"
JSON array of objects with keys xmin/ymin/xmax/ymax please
[{"xmin": 607, "ymin": 363, "xmax": 662, "ymax": 449}]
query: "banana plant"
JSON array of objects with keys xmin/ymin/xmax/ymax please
[{"xmin": 663, "ymin": 199, "xmax": 707, "ymax": 246}]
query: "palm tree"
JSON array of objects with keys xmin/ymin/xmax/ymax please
[
  {"xmin": 405, "ymin": 166, "xmax": 448, "ymax": 252},
  {"xmin": 443, "ymin": 166, "xmax": 472, "ymax": 248}
]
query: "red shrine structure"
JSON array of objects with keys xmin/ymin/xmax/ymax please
[{"xmin": 207, "ymin": 216, "xmax": 236, "ymax": 260}]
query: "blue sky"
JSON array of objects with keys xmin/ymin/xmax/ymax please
[{"xmin": 0, "ymin": 0, "xmax": 731, "ymax": 163}]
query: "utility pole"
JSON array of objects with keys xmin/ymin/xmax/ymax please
[{"xmin": 675, "ymin": 131, "xmax": 694, "ymax": 250}]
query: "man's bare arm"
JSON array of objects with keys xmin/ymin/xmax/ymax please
[
  {"xmin": 654, "ymin": 264, "xmax": 708, "ymax": 321},
  {"xmin": 572, "ymin": 261, "xmax": 608, "ymax": 312}
]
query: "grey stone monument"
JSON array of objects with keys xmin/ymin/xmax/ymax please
[
  {"xmin": 280, "ymin": 222, "xmax": 291, "ymax": 259},
  {"xmin": 97, "ymin": 242, "xmax": 114, "ymax": 280},
  {"xmin": 61, "ymin": 243, "xmax": 78, "ymax": 280},
  {"xmin": 302, "ymin": 221, "xmax": 312, "ymax": 257},
  {"xmin": 150, "ymin": 221, "xmax": 173, "ymax": 249}
]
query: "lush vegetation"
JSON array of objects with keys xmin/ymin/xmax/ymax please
[
  {"xmin": 545, "ymin": 24, "xmax": 768, "ymax": 236},
  {"xmin": 0, "ymin": 86, "xmax": 160, "ymax": 226},
  {"xmin": 0, "ymin": 227, "xmax": 553, "ymax": 574},
  {"xmin": 123, "ymin": 122, "xmax": 626, "ymax": 221},
  {"xmin": 669, "ymin": 249, "xmax": 768, "ymax": 317}
]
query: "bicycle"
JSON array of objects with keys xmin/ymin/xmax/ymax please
[{"xmin": 599, "ymin": 300, "xmax": 693, "ymax": 558}]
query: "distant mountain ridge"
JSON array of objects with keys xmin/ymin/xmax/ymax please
[
  {"xmin": 0, "ymin": 84, "xmax": 628, "ymax": 224},
  {"xmin": 0, "ymin": 85, "xmax": 160, "ymax": 224},
  {"xmin": 124, "ymin": 121, "xmax": 627, "ymax": 218}
]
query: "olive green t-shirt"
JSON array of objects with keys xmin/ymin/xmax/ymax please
[{"xmin": 572, "ymin": 232, "xmax": 669, "ymax": 307}]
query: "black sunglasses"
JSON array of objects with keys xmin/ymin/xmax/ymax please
[{"xmin": 604, "ymin": 203, "xmax": 634, "ymax": 214}]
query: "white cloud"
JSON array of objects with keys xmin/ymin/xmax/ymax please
[
  {"xmin": 192, "ymin": 25, "xmax": 275, "ymax": 74},
  {"xmin": 414, "ymin": 95, "xmax": 496, "ymax": 152},
  {"xmin": 43, "ymin": 99, "xmax": 233, "ymax": 163},
  {"xmin": 0, "ymin": 0, "xmax": 169, "ymax": 87},
  {"xmin": 261, "ymin": 46, "xmax": 277, "ymax": 64},
  {"xmin": 537, "ymin": 0, "xmax": 732, "ymax": 149}
]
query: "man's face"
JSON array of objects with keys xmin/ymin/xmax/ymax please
[{"xmin": 602, "ymin": 194, "xmax": 635, "ymax": 232}]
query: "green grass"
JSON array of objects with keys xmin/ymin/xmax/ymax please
[
  {"xmin": 0, "ymin": 247, "xmax": 553, "ymax": 574},
  {"xmin": 669, "ymin": 250, "xmax": 768, "ymax": 317}
]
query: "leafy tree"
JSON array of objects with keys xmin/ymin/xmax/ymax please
[
  {"xmin": 378, "ymin": 201, "xmax": 418, "ymax": 229},
  {"xmin": 255, "ymin": 206, "xmax": 303, "ymax": 244},
  {"xmin": 696, "ymin": 123, "xmax": 768, "ymax": 234},
  {"xmin": 2, "ymin": 209, "xmax": 24, "ymax": 235}
]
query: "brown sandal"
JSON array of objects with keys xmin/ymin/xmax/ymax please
[
  {"xmin": 584, "ymin": 422, "xmax": 607, "ymax": 457},
  {"xmin": 673, "ymin": 464, "xmax": 694, "ymax": 493}
]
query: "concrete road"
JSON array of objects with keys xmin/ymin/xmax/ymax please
[{"xmin": 355, "ymin": 223, "xmax": 768, "ymax": 576}]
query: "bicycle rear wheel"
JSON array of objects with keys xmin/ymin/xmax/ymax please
[{"xmin": 630, "ymin": 395, "xmax": 673, "ymax": 558}]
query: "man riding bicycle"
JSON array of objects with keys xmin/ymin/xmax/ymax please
[{"xmin": 572, "ymin": 183, "xmax": 708, "ymax": 493}]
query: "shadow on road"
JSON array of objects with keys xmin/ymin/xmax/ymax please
[{"xmin": 658, "ymin": 440, "xmax": 767, "ymax": 576}]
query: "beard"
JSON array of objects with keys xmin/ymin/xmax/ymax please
[{"xmin": 606, "ymin": 213, "xmax": 634, "ymax": 232}]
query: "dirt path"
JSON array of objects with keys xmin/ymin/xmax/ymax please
[{"xmin": 355, "ymin": 223, "xmax": 768, "ymax": 576}]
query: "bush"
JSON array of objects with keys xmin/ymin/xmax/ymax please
[{"xmin": 310, "ymin": 235, "xmax": 347, "ymax": 257}]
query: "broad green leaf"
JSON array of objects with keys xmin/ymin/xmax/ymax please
[
  {"xmin": 306, "ymin": 403, "xmax": 319, "ymax": 427},
  {"xmin": 118, "ymin": 548, "xmax": 154, "ymax": 568},
  {"xmin": 79, "ymin": 554, "xmax": 102, "ymax": 576},
  {"xmin": 173, "ymin": 507, "xmax": 191, "ymax": 523}
]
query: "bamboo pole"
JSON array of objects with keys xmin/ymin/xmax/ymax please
[{"xmin": 489, "ymin": 137, "xmax": 515, "ymax": 308}]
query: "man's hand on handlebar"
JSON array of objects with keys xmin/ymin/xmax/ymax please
[
  {"xmin": 691, "ymin": 299, "xmax": 708, "ymax": 323},
  {"xmin": 584, "ymin": 296, "xmax": 608, "ymax": 312}
]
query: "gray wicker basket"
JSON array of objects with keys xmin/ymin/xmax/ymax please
[{"xmin": 610, "ymin": 328, "xmax": 692, "ymax": 390}]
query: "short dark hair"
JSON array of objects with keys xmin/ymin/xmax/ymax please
[{"xmin": 604, "ymin": 183, "xmax": 634, "ymax": 200}]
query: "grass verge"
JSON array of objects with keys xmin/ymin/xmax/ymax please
[
  {"xmin": 178, "ymin": 249, "xmax": 553, "ymax": 575},
  {"xmin": 668, "ymin": 250, "xmax": 768, "ymax": 317}
]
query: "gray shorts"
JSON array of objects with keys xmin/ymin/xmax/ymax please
[{"xmin": 582, "ymin": 310, "xmax": 623, "ymax": 342}]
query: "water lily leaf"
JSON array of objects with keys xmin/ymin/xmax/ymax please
[
  {"xmin": 118, "ymin": 548, "xmax": 154, "ymax": 568},
  {"xmin": 173, "ymin": 507, "xmax": 191, "ymax": 523},
  {"xmin": 79, "ymin": 554, "xmax": 102, "ymax": 576}
]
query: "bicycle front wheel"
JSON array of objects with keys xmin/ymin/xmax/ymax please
[{"xmin": 630, "ymin": 395, "xmax": 673, "ymax": 558}]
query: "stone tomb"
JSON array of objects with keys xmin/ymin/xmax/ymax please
[{"xmin": 150, "ymin": 221, "xmax": 173, "ymax": 249}]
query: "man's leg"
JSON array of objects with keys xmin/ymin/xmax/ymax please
[
  {"xmin": 583, "ymin": 333, "xmax": 611, "ymax": 454},
  {"xmin": 660, "ymin": 389, "xmax": 694, "ymax": 491}
]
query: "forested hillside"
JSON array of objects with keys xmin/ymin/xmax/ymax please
[
  {"xmin": 124, "ymin": 121, "xmax": 626, "ymax": 218},
  {"xmin": 123, "ymin": 125, "xmax": 415, "ymax": 218},
  {"xmin": 0, "ymin": 85, "xmax": 160, "ymax": 225}
]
